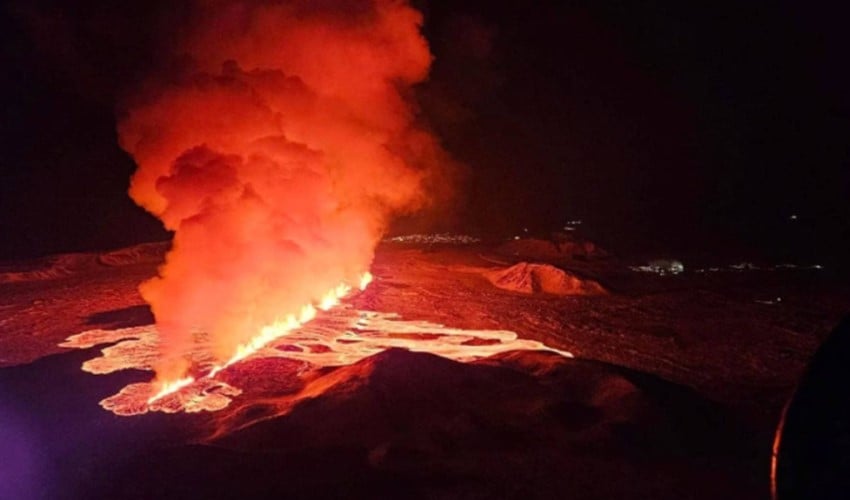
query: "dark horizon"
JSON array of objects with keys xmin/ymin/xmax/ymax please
[{"xmin": 1, "ymin": 0, "xmax": 847, "ymax": 264}]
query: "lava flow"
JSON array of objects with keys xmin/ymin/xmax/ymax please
[{"xmin": 61, "ymin": 269, "xmax": 572, "ymax": 417}]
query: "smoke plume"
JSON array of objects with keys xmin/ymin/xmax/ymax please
[{"xmin": 117, "ymin": 0, "xmax": 452, "ymax": 381}]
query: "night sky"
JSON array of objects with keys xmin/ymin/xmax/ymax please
[{"xmin": 1, "ymin": 0, "xmax": 848, "ymax": 263}]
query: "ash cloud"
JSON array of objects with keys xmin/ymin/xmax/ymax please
[{"xmin": 117, "ymin": 0, "xmax": 455, "ymax": 380}]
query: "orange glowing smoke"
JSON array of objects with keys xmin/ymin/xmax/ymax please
[{"xmin": 117, "ymin": 1, "xmax": 453, "ymax": 384}]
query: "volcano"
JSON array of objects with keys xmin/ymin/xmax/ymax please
[{"xmin": 1, "ymin": 237, "xmax": 846, "ymax": 499}]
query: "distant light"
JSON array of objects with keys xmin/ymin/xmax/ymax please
[
  {"xmin": 629, "ymin": 259, "xmax": 684, "ymax": 275},
  {"xmin": 514, "ymin": 236, "xmax": 520, "ymax": 240},
  {"xmin": 789, "ymin": 214, "xmax": 798, "ymax": 220},
  {"xmin": 523, "ymin": 227, "xmax": 529, "ymax": 233}
]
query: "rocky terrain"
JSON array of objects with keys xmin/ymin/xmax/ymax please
[{"xmin": 0, "ymin": 237, "xmax": 847, "ymax": 499}]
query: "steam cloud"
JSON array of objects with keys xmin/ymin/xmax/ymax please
[{"xmin": 117, "ymin": 0, "xmax": 453, "ymax": 381}]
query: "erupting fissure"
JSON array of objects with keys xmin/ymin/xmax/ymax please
[{"xmin": 148, "ymin": 271, "xmax": 373, "ymax": 404}]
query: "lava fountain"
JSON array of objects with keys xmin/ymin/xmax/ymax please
[{"xmin": 117, "ymin": 0, "xmax": 456, "ymax": 391}]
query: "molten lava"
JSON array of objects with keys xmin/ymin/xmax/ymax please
[{"xmin": 62, "ymin": 268, "xmax": 573, "ymax": 417}]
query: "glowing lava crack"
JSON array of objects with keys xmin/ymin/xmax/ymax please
[
  {"xmin": 61, "ymin": 273, "xmax": 572, "ymax": 416},
  {"xmin": 145, "ymin": 272, "xmax": 374, "ymax": 408}
]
